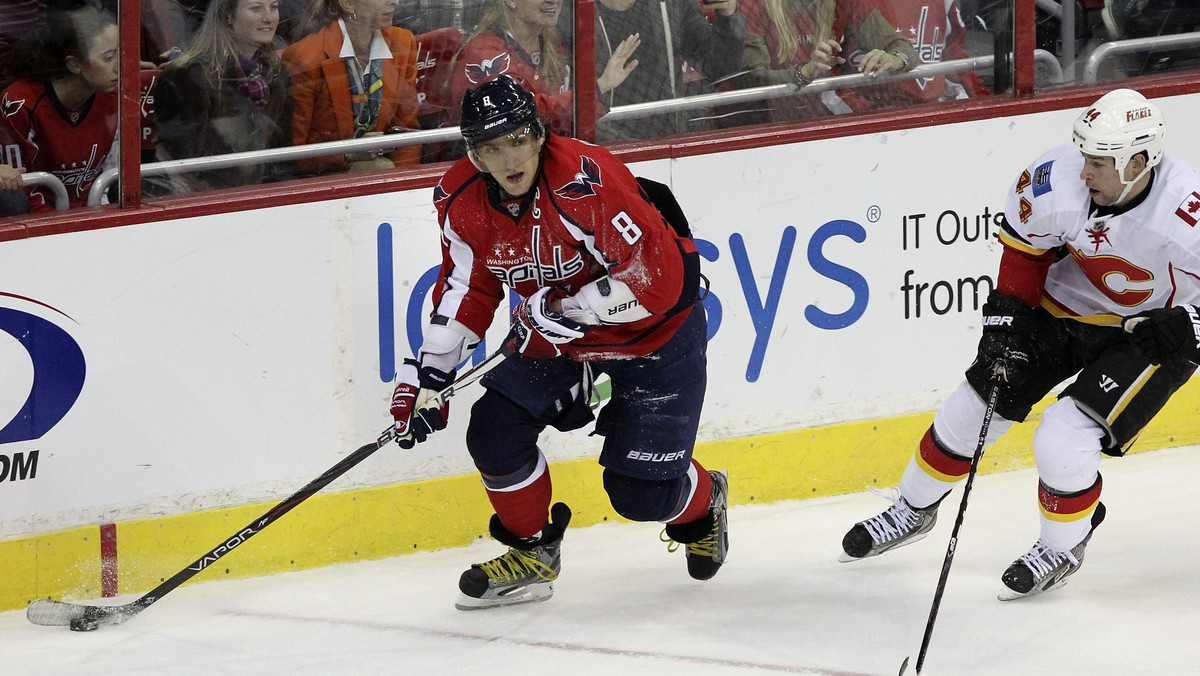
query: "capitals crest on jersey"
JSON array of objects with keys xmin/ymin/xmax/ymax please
[
  {"xmin": 2, "ymin": 93, "xmax": 23, "ymax": 118},
  {"xmin": 465, "ymin": 53, "xmax": 511, "ymax": 85},
  {"xmin": 433, "ymin": 181, "xmax": 449, "ymax": 203},
  {"xmin": 554, "ymin": 156, "xmax": 602, "ymax": 200}
]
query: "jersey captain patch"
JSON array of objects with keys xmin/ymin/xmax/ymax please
[{"xmin": 1032, "ymin": 160, "xmax": 1054, "ymax": 197}]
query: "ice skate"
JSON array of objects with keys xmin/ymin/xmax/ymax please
[
  {"xmin": 663, "ymin": 470, "xmax": 729, "ymax": 581},
  {"xmin": 998, "ymin": 502, "xmax": 1105, "ymax": 601},
  {"xmin": 456, "ymin": 502, "xmax": 571, "ymax": 610},
  {"xmin": 840, "ymin": 487, "xmax": 942, "ymax": 562}
]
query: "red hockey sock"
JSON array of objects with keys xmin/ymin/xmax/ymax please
[
  {"xmin": 484, "ymin": 459, "xmax": 553, "ymax": 539},
  {"xmin": 667, "ymin": 459, "xmax": 712, "ymax": 525},
  {"xmin": 914, "ymin": 426, "xmax": 971, "ymax": 482}
]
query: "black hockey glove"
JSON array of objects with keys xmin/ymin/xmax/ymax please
[
  {"xmin": 1123, "ymin": 305, "xmax": 1200, "ymax": 365},
  {"xmin": 978, "ymin": 291, "xmax": 1036, "ymax": 385}
]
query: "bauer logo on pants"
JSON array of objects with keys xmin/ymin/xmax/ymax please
[{"xmin": 0, "ymin": 292, "xmax": 86, "ymax": 444}]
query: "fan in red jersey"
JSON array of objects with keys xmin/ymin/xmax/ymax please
[
  {"xmin": 389, "ymin": 75, "xmax": 727, "ymax": 610},
  {"xmin": 840, "ymin": 89, "xmax": 1200, "ymax": 602},
  {"xmin": 0, "ymin": 5, "xmax": 118, "ymax": 212}
]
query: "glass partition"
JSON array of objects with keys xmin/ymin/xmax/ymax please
[{"xmin": 1, "ymin": 0, "xmax": 1199, "ymax": 215}]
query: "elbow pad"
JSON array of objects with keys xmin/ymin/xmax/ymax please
[
  {"xmin": 418, "ymin": 317, "xmax": 480, "ymax": 373},
  {"xmin": 561, "ymin": 276, "xmax": 653, "ymax": 325}
]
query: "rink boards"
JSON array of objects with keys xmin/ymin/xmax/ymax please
[{"xmin": 3, "ymin": 95, "xmax": 1200, "ymax": 612}]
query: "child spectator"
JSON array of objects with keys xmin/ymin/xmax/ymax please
[
  {"xmin": 0, "ymin": 4, "xmax": 119, "ymax": 211},
  {"xmin": 282, "ymin": 0, "xmax": 421, "ymax": 174},
  {"xmin": 154, "ymin": 0, "xmax": 293, "ymax": 193}
]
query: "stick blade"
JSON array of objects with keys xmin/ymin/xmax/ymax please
[
  {"xmin": 898, "ymin": 656, "xmax": 910, "ymax": 675},
  {"xmin": 27, "ymin": 599, "xmax": 135, "ymax": 629},
  {"xmin": 27, "ymin": 599, "xmax": 88, "ymax": 626}
]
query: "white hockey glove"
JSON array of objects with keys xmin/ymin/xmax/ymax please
[{"xmin": 559, "ymin": 276, "xmax": 652, "ymax": 326}]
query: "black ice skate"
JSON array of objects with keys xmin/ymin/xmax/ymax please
[
  {"xmin": 663, "ymin": 470, "xmax": 729, "ymax": 581},
  {"xmin": 840, "ymin": 488, "xmax": 943, "ymax": 562},
  {"xmin": 456, "ymin": 502, "xmax": 572, "ymax": 611},
  {"xmin": 998, "ymin": 502, "xmax": 1106, "ymax": 602}
]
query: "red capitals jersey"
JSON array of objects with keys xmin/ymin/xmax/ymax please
[
  {"xmin": 0, "ymin": 80, "xmax": 118, "ymax": 211},
  {"xmin": 432, "ymin": 134, "xmax": 699, "ymax": 361},
  {"xmin": 833, "ymin": 0, "xmax": 986, "ymax": 111}
]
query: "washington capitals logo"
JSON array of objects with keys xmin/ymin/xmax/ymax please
[
  {"xmin": 2, "ymin": 93, "xmax": 23, "ymax": 118},
  {"xmin": 433, "ymin": 181, "xmax": 449, "ymax": 203},
  {"xmin": 1085, "ymin": 219, "xmax": 1112, "ymax": 252},
  {"xmin": 554, "ymin": 156, "xmax": 602, "ymax": 200},
  {"xmin": 465, "ymin": 54, "xmax": 511, "ymax": 85}
]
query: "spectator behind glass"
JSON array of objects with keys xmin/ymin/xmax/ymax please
[
  {"xmin": 153, "ymin": 0, "xmax": 294, "ymax": 193},
  {"xmin": 826, "ymin": 0, "xmax": 987, "ymax": 113},
  {"xmin": 738, "ymin": 0, "xmax": 915, "ymax": 119},
  {"xmin": 0, "ymin": 5, "xmax": 118, "ymax": 212},
  {"xmin": 593, "ymin": 0, "xmax": 746, "ymax": 141},
  {"xmin": 449, "ymin": 0, "xmax": 640, "ymax": 135},
  {"xmin": 282, "ymin": 0, "xmax": 421, "ymax": 174}
]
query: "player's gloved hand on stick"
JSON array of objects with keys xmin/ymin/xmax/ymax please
[
  {"xmin": 390, "ymin": 359, "xmax": 455, "ymax": 449},
  {"xmin": 1123, "ymin": 305, "xmax": 1200, "ymax": 365},
  {"xmin": 978, "ymin": 291, "xmax": 1036, "ymax": 385},
  {"xmin": 511, "ymin": 286, "xmax": 589, "ymax": 359}
]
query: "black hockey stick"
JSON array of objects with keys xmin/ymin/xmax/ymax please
[
  {"xmin": 26, "ymin": 346, "xmax": 507, "ymax": 632},
  {"xmin": 900, "ymin": 370, "xmax": 1003, "ymax": 675}
]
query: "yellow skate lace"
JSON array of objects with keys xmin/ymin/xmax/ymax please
[
  {"xmin": 660, "ymin": 528, "xmax": 719, "ymax": 558},
  {"xmin": 479, "ymin": 548, "xmax": 558, "ymax": 584}
]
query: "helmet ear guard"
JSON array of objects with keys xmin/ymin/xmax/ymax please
[{"xmin": 1072, "ymin": 88, "xmax": 1165, "ymax": 200}]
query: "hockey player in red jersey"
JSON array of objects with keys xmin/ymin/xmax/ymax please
[
  {"xmin": 389, "ymin": 75, "xmax": 726, "ymax": 610},
  {"xmin": 0, "ymin": 6, "xmax": 119, "ymax": 211},
  {"xmin": 840, "ymin": 88, "xmax": 1200, "ymax": 599}
]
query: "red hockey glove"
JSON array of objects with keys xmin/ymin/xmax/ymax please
[
  {"xmin": 511, "ymin": 287, "xmax": 589, "ymax": 359},
  {"xmin": 390, "ymin": 359, "xmax": 454, "ymax": 449},
  {"xmin": 1124, "ymin": 305, "xmax": 1200, "ymax": 365}
]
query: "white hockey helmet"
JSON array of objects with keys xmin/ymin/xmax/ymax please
[{"xmin": 1072, "ymin": 88, "xmax": 1165, "ymax": 182}]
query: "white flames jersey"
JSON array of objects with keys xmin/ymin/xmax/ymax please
[{"xmin": 1000, "ymin": 143, "xmax": 1200, "ymax": 325}]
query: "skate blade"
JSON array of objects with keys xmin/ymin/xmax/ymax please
[
  {"xmin": 454, "ymin": 582, "xmax": 555, "ymax": 611},
  {"xmin": 997, "ymin": 576, "xmax": 1070, "ymax": 602}
]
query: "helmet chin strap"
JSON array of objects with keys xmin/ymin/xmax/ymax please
[{"xmin": 1114, "ymin": 163, "xmax": 1150, "ymax": 206}]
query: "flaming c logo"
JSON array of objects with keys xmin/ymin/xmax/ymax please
[{"xmin": 0, "ymin": 292, "xmax": 86, "ymax": 444}]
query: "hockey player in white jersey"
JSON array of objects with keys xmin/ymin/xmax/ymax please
[{"xmin": 840, "ymin": 88, "xmax": 1200, "ymax": 599}]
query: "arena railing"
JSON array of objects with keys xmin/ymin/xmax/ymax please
[
  {"xmin": 87, "ymin": 51, "xmax": 1063, "ymax": 206},
  {"xmin": 20, "ymin": 172, "xmax": 69, "ymax": 211},
  {"xmin": 1082, "ymin": 31, "xmax": 1200, "ymax": 83}
]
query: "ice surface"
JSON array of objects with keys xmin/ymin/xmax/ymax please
[{"xmin": 4, "ymin": 444, "xmax": 1199, "ymax": 675}]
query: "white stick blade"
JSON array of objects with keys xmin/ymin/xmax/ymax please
[{"xmin": 26, "ymin": 599, "xmax": 88, "ymax": 626}]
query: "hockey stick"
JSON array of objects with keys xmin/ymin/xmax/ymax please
[
  {"xmin": 899, "ymin": 370, "xmax": 1003, "ymax": 675},
  {"xmin": 26, "ymin": 345, "xmax": 507, "ymax": 632}
]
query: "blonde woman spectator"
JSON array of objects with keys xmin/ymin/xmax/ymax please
[
  {"xmin": 449, "ymin": 0, "xmax": 639, "ymax": 135},
  {"xmin": 738, "ymin": 0, "xmax": 916, "ymax": 118},
  {"xmin": 282, "ymin": 0, "xmax": 421, "ymax": 173},
  {"xmin": 154, "ymin": 0, "xmax": 294, "ymax": 193}
]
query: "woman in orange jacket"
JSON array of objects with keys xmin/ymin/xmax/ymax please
[{"xmin": 282, "ymin": 0, "xmax": 420, "ymax": 174}]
